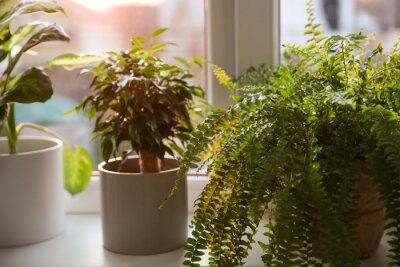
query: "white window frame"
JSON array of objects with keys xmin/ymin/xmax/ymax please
[
  {"xmin": 66, "ymin": 0, "xmax": 281, "ymax": 214},
  {"xmin": 207, "ymin": 0, "xmax": 280, "ymax": 108}
]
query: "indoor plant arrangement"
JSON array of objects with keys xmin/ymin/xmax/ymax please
[
  {"xmin": 0, "ymin": 0, "xmax": 92, "ymax": 246},
  {"xmin": 171, "ymin": 3, "xmax": 400, "ymax": 267},
  {"xmin": 50, "ymin": 29, "xmax": 205, "ymax": 254}
]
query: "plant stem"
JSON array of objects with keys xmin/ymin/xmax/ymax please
[
  {"xmin": 6, "ymin": 103, "xmax": 17, "ymax": 154},
  {"xmin": 16, "ymin": 122, "xmax": 67, "ymax": 144},
  {"xmin": 3, "ymin": 53, "xmax": 19, "ymax": 154},
  {"xmin": 139, "ymin": 149, "xmax": 161, "ymax": 173}
]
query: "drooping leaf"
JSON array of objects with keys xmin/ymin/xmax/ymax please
[
  {"xmin": 5, "ymin": 23, "xmax": 70, "ymax": 75},
  {"xmin": 24, "ymin": 22, "xmax": 69, "ymax": 50},
  {"xmin": 0, "ymin": 67, "xmax": 53, "ymax": 105},
  {"xmin": 63, "ymin": 145, "xmax": 92, "ymax": 196},
  {"xmin": 2, "ymin": 22, "xmax": 48, "ymax": 52},
  {"xmin": 0, "ymin": 0, "xmax": 65, "ymax": 32}
]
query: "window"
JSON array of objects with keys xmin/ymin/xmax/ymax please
[
  {"xmin": 13, "ymin": 0, "xmax": 205, "ymax": 167},
  {"xmin": 281, "ymin": 0, "xmax": 400, "ymax": 52}
]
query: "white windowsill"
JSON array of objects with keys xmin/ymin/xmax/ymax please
[
  {"xmin": 0, "ymin": 213, "xmax": 390, "ymax": 267},
  {"xmin": 0, "ymin": 177, "xmax": 391, "ymax": 267}
]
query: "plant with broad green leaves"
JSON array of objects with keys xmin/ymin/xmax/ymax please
[
  {"xmin": 49, "ymin": 28, "xmax": 205, "ymax": 173},
  {"xmin": 0, "ymin": 0, "xmax": 92, "ymax": 195},
  {"xmin": 170, "ymin": 2, "xmax": 400, "ymax": 266}
]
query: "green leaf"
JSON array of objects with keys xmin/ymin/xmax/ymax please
[
  {"xmin": 48, "ymin": 53, "xmax": 105, "ymax": 70},
  {"xmin": 151, "ymin": 28, "xmax": 168, "ymax": 38},
  {"xmin": 22, "ymin": 23, "xmax": 69, "ymax": 52},
  {"xmin": 150, "ymin": 42, "xmax": 176, "ymax": 53},
  {"xmin": 102, "ymin": 138, "xmax": 113, "ymax": 162},
  {"xmin": 191, "ymin": 56, "xmax": 204, "ymax": 68},
  {"xmin": 0, "ymin": 67, "xmax": 53, "ymax": 105},
  {"xmin": 5, "ymin": 23, "xmax": 70, "ymax": 75},
  {"xmin": 0, "ymin": 0, "xmax": 65, "ymax": 33},
  {"xmin": 174, "ymin": 56, "xmax": 191, "ymax": 69},
  {"xmin": 130, "ymin": 36, "xmax": 147, "ymax": 48},
  {"xmin": 63, "ymin": 145, "xmax": 92, "ymax": 196},
  {"xmin": 86, "ymin": 105, "xmax": 96, "ymax": 120},
  {"xmin": 64, "ymin": 106, "xmax": 79, "ymax": 116},
  {"xmin": 0, "ymin": 25, "xmax": 11, "ymax": 45},
  {"xmin": 0, "ymin": 26, "xmax": 11, "ymax": 63},
  {"xmin": 232, "ymin": 95, "xmax": 243, "ymax": 102},
  {"xmin": 3, "ymin": 22, "xmax": 47, "ymax": 52},
  {"xmin": 169, "ymin": 140, "xmax": 184, "ymax": 156},
  {"xmin": 0, "ymin": 104, "xmax": 7, "ymax": 124}
]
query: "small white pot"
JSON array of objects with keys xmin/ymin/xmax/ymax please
[
  {"xmin": 99, "ymin": 156, "xmax": 188, "ymax": 255},
  {"xmin": 0, "ymin": 136, "xmax": 65, "ymax": 246}
]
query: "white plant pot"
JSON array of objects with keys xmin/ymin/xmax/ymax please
[
  {"xmin": 0, "ymin": 136, "xmax": 65, "ymax": 246},
  {"xmin": 99, "ymin": 156, "xmax": 188, "ymax": 255}
]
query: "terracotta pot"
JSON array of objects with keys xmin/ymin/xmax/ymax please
[
  {"xmin": 268, "ymin": 163, "xmax": 385, "ymax": 260},
  {"xmin": 98, "ymin": 156, "xmax": 188, "ymax": 255},
  {"xmin": 0, "ymin": 136, "xmax": 64, "ymax": 246},
  {"xmin": 356, "ymin": 165, "xmax": 385, "ymax": 259}
]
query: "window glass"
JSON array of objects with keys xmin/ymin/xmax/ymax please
[
  {"xmin": 281, "ymin": 0, "xmax": 400, "ymax": 51},
  {"xmin": 10, "ymin": 0, "xmax": 205, "ymax": 166}
]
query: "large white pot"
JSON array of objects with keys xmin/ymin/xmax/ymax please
[
  {"xmin": 99, "ymin": 156, "xmax": 188, "ymax": 255},
  {"xmin": 0, "ymin": 136, "xmax": 65, "ymax": 246}
]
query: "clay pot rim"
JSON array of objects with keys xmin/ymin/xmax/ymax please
[{"xmin": 98, "ymin": 156, "xmax": 180, "ymax": 176}]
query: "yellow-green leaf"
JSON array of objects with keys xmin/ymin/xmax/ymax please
[
  {"xmin": 151, "ymin": 28, "xmax": 168, "ymax": 38},
  {"xmin": 63, "ymin": 145, "xmax": 92, "ymax": 196}
]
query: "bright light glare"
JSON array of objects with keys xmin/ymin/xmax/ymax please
[{"xmin": 71, "ymin": 0, "xmax": 164, "ymax": 12}]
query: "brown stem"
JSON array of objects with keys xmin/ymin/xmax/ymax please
[{"xmin": 139, "ymin": 150, "xmax": 161, "ymax": 173}]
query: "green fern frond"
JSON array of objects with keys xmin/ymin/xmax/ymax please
[
  {"xmin": 304, "ymin": 0, "xmax": 326, "ymax": 48},
  {"xmin": 363, "ymin": 107, "xmax": 400, "ymax": 266},
  {"xmin": 212, "ymin": 65, "xmax": 235, "ymax": 90}
]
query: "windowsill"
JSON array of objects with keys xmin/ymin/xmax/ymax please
[
  {"xmin": 0, "ymin": 213, "xmax": 390, "ymax": 267},
  {"xmin": 0, "ymin": 176, "xmax": 391, "ymax": 266}
]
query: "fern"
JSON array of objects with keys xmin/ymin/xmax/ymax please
[
  {"xmin": 363, "ymin": 107, "xmax": 400, "ymax": 266},
  {"xmin": 175, "ymin": 1, "xmax": 400, "ymax": 266}
]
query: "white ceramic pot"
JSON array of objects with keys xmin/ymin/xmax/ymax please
[
  {"xmin": 99, "ymin": 156, "xmax": 188, "ymax": 255},
  {"xmin": 0, "ymin": 136, "xmax": 65, "ymax": 246}
]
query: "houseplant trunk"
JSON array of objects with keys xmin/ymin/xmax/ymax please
[
  {"xmin": 0, "ymin": 136, "xmax": 65, "ymax": 246},
  {"xmin": 98, "ymin": 155, "xmax": 188, "ymax": 255}
]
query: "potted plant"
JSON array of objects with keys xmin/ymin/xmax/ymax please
[
  {"xmin": 0, "ymin": 0, "xmax": 92, "ymax": 247},
  {"xmin": 49, "ymin": 29, "xmax": 205, "ymax": 254},
  {"xmin": 171, "ymin": 3, "xmax": 400, "ymax": 267}
]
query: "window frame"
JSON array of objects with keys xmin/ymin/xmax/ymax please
[{"xmin": 206, "ymin": 0, "xmax": 280, "ymax": 108}]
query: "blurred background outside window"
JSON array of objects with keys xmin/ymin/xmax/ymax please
[
  {"xmin": 8, "ymin": 0, "xmax": 205, "ymax": 166},
  {"xmin": 281, "ymin": 0, "xmax": 400, "ymax": 53}
]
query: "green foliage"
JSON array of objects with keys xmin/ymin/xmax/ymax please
[
  {"xmin": 177, "ymin": 2, "xmax": 400, "ymax": 266},
  {"xmin": 63, "ymin": 145, "xmax": 92, "ymax": 196},
  {"xmin": 50, "ymin": 29, "xmax": 205, "ymax": 166},
  {"xmin": 0, "ymin": 0, "xmax": 92, "ymax": 195}
]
